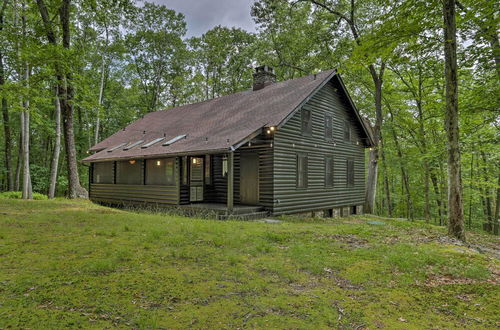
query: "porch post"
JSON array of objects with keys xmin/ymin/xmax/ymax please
[{"xmin": 227, "ymin": 151, "xmax": 234, "ymax": 213}]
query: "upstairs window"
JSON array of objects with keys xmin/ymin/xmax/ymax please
[
  {"xmin": 325, "ymin": 156, "xmax": 333, "ymax": 187},
  {"xmin": 343, "ymin": 120, "xmax": 351, "ymax": 141},
  {"xmin": 301, "ymin": 108, "xmax": 312, "ymax": 136},
  {"xmin": 296, "ymin": 153, "xmax": 308, "ymax": 188},
  {"xmin": 347, "ymin": 158, "xmax": 354, "ymax": 186},
  {"xmin": 325, "ymin": 114, "xmax": 333, "ymax": 140}
]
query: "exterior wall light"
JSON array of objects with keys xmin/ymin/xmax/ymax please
[
  {"xmin": 129, "ymin": 160, "xmax": 136, "ymax": 165},
  {"xmin": 156, "ymin": 160, "xmax": 161, "ymax": 166}
]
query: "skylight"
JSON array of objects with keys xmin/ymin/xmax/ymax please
[
  {"xmin": 107, "ymin": 142, "xmax": 127, "ymax": 152},
  {"xmin": 141, "ymin": 137, "xmax": 165, "ymax": 148},
  {"xmin": 163, "ymin": 134, "xmax": 187, "ymax": 146},
  {"xmin": 123, "ymin": 140, "xmax": 144, "ymax": 150}
]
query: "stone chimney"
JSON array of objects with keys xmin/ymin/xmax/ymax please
[{"xmin": 253, "ymin": 65, "xmax": 276, "ymax": 91}]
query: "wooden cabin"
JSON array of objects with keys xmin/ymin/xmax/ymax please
[{"xmin": 83, "ymin": 66, "xmax": 374, "ymax": 218}]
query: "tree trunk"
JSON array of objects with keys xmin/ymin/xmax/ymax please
[
  {"xmin": 36, "ymin": 0, "xmax": 88, "ymax": 198},
  {"xmin": 494, "ymin": 174, "xmax": 500, "ymax": 224},
  {"xmin": 388, "ymin": 110, "xmax": 413, "ymax": 220},
  {"xmin": 443, "ymin": 0, "xmax": 465, "ymax": 240},
  {"xmin": 380, "ymin": 136, "xmax": 393, "ymax": 217},
  {"xmin": 94, "ymin": 53, "xmax": 106, "ymax": 145},
  {"xmin": 21, "ymin": 6, "xmax": 32, "ymax": 200},
  {"xmin": 14, "ymin": 132, "xmax": 21, "ymax": 191},
  {"xmin": 0, "ymin": 0, "xmax": 13, "ymax": 191},
  {"xmin": 480, "ymin": 151, "xmax": 493, "ymax": 226},
  {"xmin": 430, "ymin": 169, "xmax": 443, "ymax": 225},
  {"xmin": 48, "ymin": 86, "xmax": 61, "ymax": 198},
  {"xmin": 365, "ymin": 67, "xmax": 384, "ymax": 214},
  {"xmin": 21, "ymin": 109, "xmax": 32, "ymax": 199}
]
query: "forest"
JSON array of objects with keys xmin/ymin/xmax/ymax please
[{"xmin": 0, "ymin": 0, "xmax": 498, "ymax": 239}]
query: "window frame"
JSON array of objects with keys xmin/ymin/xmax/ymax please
[
  {"xmin": 325, "ymin": 156, "xmax": 334, "ymax": 187},
  {"xmin": 301, "ymin": 108, "xmax": 312, "ymax": 136},
  {"xmin": 346, "ymin": 158, "xmax": 355, "ymax": 187},
  {"xmin": 296, "ymin": 153, "xmax": 308, "ymax": 189},
  {"xmin": 343, "ymin": 120, "xmax": 351, "ymax": 141},
  {"xmin": 324, "ymin": 114, "xmax": 333, "ymax": 140}
]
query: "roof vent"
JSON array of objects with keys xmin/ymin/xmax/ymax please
[{"xmin": 253, "ymin": 65, "xmax": 276, "ymax": 91}]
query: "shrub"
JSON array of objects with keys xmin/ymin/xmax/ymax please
[{"xmin": 0, "ymin": 191, "xmax": 48, "ymax": 200}]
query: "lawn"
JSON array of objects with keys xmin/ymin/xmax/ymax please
[{"xmin": 0, "ymin": 198, "xmax": 498, "ymax": 329}]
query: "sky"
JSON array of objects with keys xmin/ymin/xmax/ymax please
[{"xmin": 151, "ymin": 0, "xmax": 257, "ymax": 37}]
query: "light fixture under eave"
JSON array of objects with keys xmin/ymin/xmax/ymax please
[
  {"xmin": 192, "ymin": 158, "xmax": 198, "ymax": 165},
  {"xmin": 156, "ymin": 160, "xmax": 161, "ymax": 166},
  {"xmin": 129, "ymin": 160, "xmax": 136, "ymax": 165}
]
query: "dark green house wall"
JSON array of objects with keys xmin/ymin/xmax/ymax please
[{"xmin": 271, "ymin": 79, "xmax": 366, "ymax": 215}]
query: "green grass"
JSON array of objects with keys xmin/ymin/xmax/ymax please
[{"xmin": 0, "ymin": 199, "xmax": 498, "ymax": 329}]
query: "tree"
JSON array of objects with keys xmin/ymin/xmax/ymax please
[
  {"xmin": 443, "ymin": 0, "xmax": 465, "ymax": 240},
  {"xmin": 36, "ymin": 0, "xmax": 88, "ymax": 198}
]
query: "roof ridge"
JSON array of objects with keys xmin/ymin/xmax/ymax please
[{"xmin": 149, "ymin": 69, "xmax": 336, "ymax": 115}]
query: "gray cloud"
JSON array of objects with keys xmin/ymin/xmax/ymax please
[{"xmin": 151, "ymin": 0, "xmax": 257, "ymax": 37}]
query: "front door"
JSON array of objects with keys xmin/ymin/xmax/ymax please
[
  {"xmin": 240, "ymin": 153, "xmax": 259, "ymax": 205},
  {"xmin": 190, "ymin": 157, "xmax": 204, "ymax": 202}
]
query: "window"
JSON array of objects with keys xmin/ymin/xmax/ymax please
[
  {"xmin": 116, "ymin": 160, "xmax": 142, "ymax": 184},
  {"xmin": 93, "ymin": 162, "xmax": 114, "ymax": 183},
  {"xmin": 325, "ymin": 156, "xmax": 333, "ymax": 187},
  {"xmin": 301, "ymin": 108, "xmax": 312, "ymax": 136},
  {"xmin": 325, "ymin": 114, "xmax": 333, "ymax": 140},
  {"xmin": 182, "ymin": 156, "xmax": 188, "ymax": 185},
  {"xmin": 347, "ymin": 158, "xmax": 354, "ymax": 186},
  {"xmin": 296, "ymin": 154, "xmax": 308, "ymax": 188},
  {"xmin": 205, "ymin": 155, "xmax": 212, "ymax": 184},
  {"xmin": 165, "ymin": 158, "xmax": 175, "ymax": 185},
  {"xmin": 145, "ymin": 158, "xmax": 175, "ymax": 185},
  {"xmin": 343, "ymin": 120, "xmax": 351, "ymax": 141}
]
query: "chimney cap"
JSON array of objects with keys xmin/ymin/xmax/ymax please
[{"xmin": 255, "ymin": 65, "xmax": 275, "ymax": 74}]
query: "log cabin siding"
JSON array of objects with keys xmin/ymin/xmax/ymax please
[
  {"xmin": 90, "ymin": 158, "xmax": 180, "ymax": 205},
  {"xmin": 272, "ymin": 80, "xmax": 365, "ymax": 215}
]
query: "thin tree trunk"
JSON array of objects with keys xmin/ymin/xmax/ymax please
[
  {"xmin": 467, "ymin": 152, "xmax": 474, "ymax": 229},
  {"xmin": 21, "ymin": 4, "xmax": 31, "ymax": 200},
  {"xmin": 494, "ymin": 174, "xmax": 500, "ymax": 224},
  {"xmin": 430, "ymin": 169, "xmax": 443, "ymax": 225},
  {"xmin": 21, "ymin": 109, "xmax": 32, "ymax": 199},
  {"xmin": 48, "ymin": 86, "xmax": 61, "ymax": 198},
  {"xmin": 443, "ymin": 0, "xmax": 465, "ymax": 240},
  {"xmin": 388, "ymin": 111, "xmax": 413, "ymax": 220},
  {"xmin": 94, "ymin": 24, "xmax": 108, "ymax": 145},
  {"xmin": 380, "ymin": 136, "xmax": 392, "ymax": 217},
  {"xmin": 14, "ymin": 132, "xmax": 21, "ymax": 191},
  {"xmin": 480, "ymin": 151, "xmax": 493, "ymax": 226},
  {"xmin": 94, "ymin": 54, "xmax": 105, "ymax": 145}
]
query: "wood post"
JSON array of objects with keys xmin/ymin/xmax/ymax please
[{"xmin": 227, "ymin": 151, "xmax": 234, "ymax": 213}]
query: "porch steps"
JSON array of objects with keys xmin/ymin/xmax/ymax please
[{"xmin": 217, "ymin": 211, "xmax": 269, "ymax": 221}]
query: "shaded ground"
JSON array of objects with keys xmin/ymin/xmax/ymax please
[{"xmin": 0, "ymin": 198, "xmax": 498, "ymax": 329}]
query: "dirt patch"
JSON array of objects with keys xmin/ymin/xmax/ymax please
[
  {"xmin": 315, "ymin": 234, "xmax": 369, "ymax": 249},
  {"xmin": 424, "ymin": 273, "xmax": 499, "ymax": 287}
]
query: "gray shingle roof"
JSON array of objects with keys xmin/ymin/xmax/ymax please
[{"xmin": 83, "ymin": 69, "xmax": 369, "ymax": 162}]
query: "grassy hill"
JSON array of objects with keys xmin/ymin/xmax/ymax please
[{"xmin": 0, "ymin": 198, "xmax": 498, "ymax": 329}]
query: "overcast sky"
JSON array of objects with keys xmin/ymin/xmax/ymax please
[{"xmin": 151, "ymin": 0, "xmax": 257, "ymax": 37}]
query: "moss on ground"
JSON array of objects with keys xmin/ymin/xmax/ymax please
[{"xmin": 0, "ymin": 199, "xmax": 498, "ymax": 329}]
